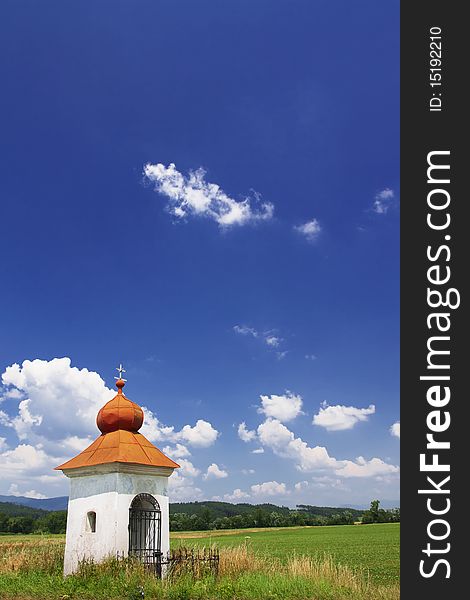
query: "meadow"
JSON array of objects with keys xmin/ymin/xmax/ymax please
[
  {"xmin": 0, "ymin": 524, "xmax": 399, "ymax": 600},
  {"xmin": 173, "ymin": 523, "xmax": 399, "ymax": 585}
]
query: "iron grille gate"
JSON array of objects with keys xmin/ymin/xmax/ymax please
[{"xmin": 128, "ymin": 493, "xmax": 162, "ymax": 576}]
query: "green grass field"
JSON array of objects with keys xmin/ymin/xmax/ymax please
[
  {"xmin": 0, "ymin": 524, "xmax": 399, "ymax": 599},
  {"xmin": 172, "ymin": 523, "xmax": 400, "ymax": 585}
]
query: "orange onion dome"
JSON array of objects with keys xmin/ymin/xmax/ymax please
[{"xmin": 96, "ymin": 379, "xmax": 144, "ymax": 434}]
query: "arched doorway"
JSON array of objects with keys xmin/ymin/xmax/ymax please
[{"xmin": 128, "ymin": 493, "xmax": 162, "ymax": 574}]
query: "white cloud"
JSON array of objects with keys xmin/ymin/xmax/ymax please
[
  {"xmin": 296, "ymin": 476, "xmax": 350, "ymax": 491},
  {"xmin": 162, "ymin": 443, "xmax": 191, "ymax": 459},
  {"xmin": 390, "ymin": 422, "xmax": 400, "ymax": 439},
  {"xmin": 233, "ymin": 325, "xmax": 258, "ymax": 338},
  {"xmin": 132, "ymin": 409, "xmax": 220, "ymax": 449},
  {"xmin": 310, "ymin": 475, "xmax": 349, "ymax": 490},
  {"xmin": 139, "ymin": 407, "xmax": 177, "ymax": 443},
  {"xmin": 1, "ymin": 358, "xmax": 114, "ymax": 444},
  {"xmin": 177, "ymin": 420, "xmax": 219, "ymax": 447},
  {"xmin": 177, "ymin": 458, "xmax": 200, "ymax": 478},
  {"xmin": 258, "ymin": 418, "xmax": 338, "ymax": 472},
  {"xmin": 276, "ymin": 351, "xmax": 289, "ymax": 361},
  {"xmin": 294, "ymin": 219, "xmax": 321, "ymax": 242},
  {"xmin": 0, "ymin": 358, "xmax": 220, "ymax": 496},
  {"xmin": 8, "ymin": 483, "xmax": 47, "ymax": 500},
  {"xmin": 0, "ymin": 411, "xmax": 11, "ymax": 429},
  {"xmin": 224, "ymin": 488, "xmax": 250, "ymax": 501},
  {"xmin": 305, "ymin": 354, "xmax": 316, "ymax": 361},
  {"xmin": 143, "ymin": 163, "xmax": 274, "ymax": 227},
  {"xmin": 335, "ymin": 456, "xmax": 399, "ymax": 478},
  {"xmin": 252, "ymin": 447, "xmax": 264, "ymax": 454},
  {"xmin": 0, "ymin": 444, "xmax": 62, "ymax": 479},
  {"xmin": 238, "ymin": 422, "xmax": 257, "ymax": 443},
  {"xmin": 242, "ymin": 469, "xmax": 255, "ymax": 475},
  {"xmin": 251, "ymin": 481, "xmax": 289, "ymax": 496},
  {"xmin": 265, "ymin": 336, "xmax": 280, "ymax": 348},
  {"xmin": 257, "ymin": 418, "xmax": 398, "ymax": 478},
  {"xmin": 203, "ymin": 463, "xmax": 228, "ymax": 480},
  {"xmin": 373, "ymin": 188, "xmax": 395, "ymax": 214},
  {"xmin": 233, "ymin": 326, "xmax": 287, "ymax": 355},
  {"xmin": 168, "ymin": 470, "xmax": 202, "ymax": 502},
  {"xmin": 258, "ymin": 392, "xmax": 303, "ymax": 422},
  {"xmin": 1, "ymin": 388, "xmax": 24, "ymax": 401},
  {"xmin": 61, "ymin": 436, "xmax": 93, "ymax": 453},
  {"xmin": 1, "ymin": 358, "xmax": 219, "ymax": 451},
  {"xmin": 312, "ymin": 402, "xmax": 375, "ymax": 431},
  {"xmin": 0, "ymin": 437, "xmax": 8, "ymax": 451}
]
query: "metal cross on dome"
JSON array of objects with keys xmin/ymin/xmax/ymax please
[{"xmin": 115, "ymin": 363, "xmax": 127, "ymax": 382}]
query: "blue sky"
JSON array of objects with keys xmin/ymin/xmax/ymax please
[{"xmin": 0, "ymin": 0, "xmax": 399, "ymax": 507}]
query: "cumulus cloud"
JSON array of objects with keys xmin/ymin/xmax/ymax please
[
  {"xmin": 390, "ymin": 422, "xmax": 400, "ymax": 439},
  {"xmin": 0, "ymin": 358, "xmax": 219, "ymax": 496},
  {"xmin": 1, "ymin": 358, "xmax": 114, "ymax": 444},
  {"xmin": 168, "ymin": 470, "xmax": 202, "ymax": 502},
  {"xmin": 143, "ymin": 163, "xmax": 274, "ymax": 227},
  {"xmin": 312, "ymin": 402, "xmax": 376, "ymax": 431},
  {"xmin": 0, "ymin": 444, "xmax": 62, "ymax": 480},
  {"xmin": 252, "ymin": 447, "xmax": 264, "ymax": 454},
  {"xmin": 295, "ymin": 476, "xmax": 349, "ymax": 492},
  {"xmin": 130, "ymin": 410, "xmax": 220, "ymax": 449},
  {"xmin": 162, "ymin": 443, "xmax": 191, "ymax": 459},
  {"xmin": 1, "ymin": 358, "xmax": 219, "ymax": 450},
  {"xmin": 177, "ymin": 458, "xmax": 200, "ymax": 478},
  {"xmin": 258, "ymin": 418, "xmax": 338, "ymax": 472},
  {"xmin": 257, "ymin": 418, "xmax": 398, "ymax": 478},
  {"xmin": 335, "ymin": 456, "xmax": 399, "ymax": 478},
  {"xmin": 294, "ymin": 219, "xmax": 321, "ymax": 242},
  {"xmin": 139, "ymin": 407, "xmax": 178, "ymax": 444},
  {"xmin": 258, "ymin": 392, "xmax": 303, "ymax": 422},
  {"xmin": 203, "ymin": 463, "xmax": 228, "ymax": 480},
  {"xmin": 61, "ymin": 436, "xmax": 93, "ymax": 453},
  {"xmin": 238, "ymin": 422, "xmax": 257, "ymax": 443},
  {"xmin": 373, "ymin": 188, "xmax": 395, "ymax": 214},
  {"xmin": 8, "ymin": 483, "xmax": 47, "ymax": 500},
  {"xmin": 251, "ymin": 481, "xmax": 289, "ymax": 496},
  {"xmin": 242, "ymin": 469, "xmax": 255, "ymax": 475},
  {"xmin": 224, "ymin": 488, "xmax": 250, "ymax": 501},
  {"xmin": 177, "ymin": 420, "xmax": 219, "ymax": 447}
]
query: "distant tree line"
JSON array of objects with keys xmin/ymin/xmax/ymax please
[
  {"xmin": 170, "ymin": 507, "xmax": 358, "ymax": 531},
  {"xmin": 170, "ymin": 500, "xmax": 399, "ymax": 531},
  {"xmin": 361, "ymin": 500, "xmax": 400, "ymax": 524},
  {"xmin": 0, "ymin": 503, "xmax": 67, "ymax": 534},
  {"xmin": 0, "ymin": 498, "xmax": 399, "ymax": 535}
]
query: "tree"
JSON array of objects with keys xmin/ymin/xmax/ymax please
[{"xmin": 370, "ymin": 500, "xmax": 380, "ymax": 522}]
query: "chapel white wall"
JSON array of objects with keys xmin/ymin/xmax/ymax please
[{"xmin": 63, "ymin": 470, "xmax": 169, "ymax": 575}]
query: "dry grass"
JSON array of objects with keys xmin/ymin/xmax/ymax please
[
  {"xmin": 0, "ymin": 538, "xmax": 65, "ymax": 574},
  {"xmin": 170, "ymin": 545, "xmax": 400, "ymax": 600},
  {"xmin": 0, "ymin": 537, "xmax": 400, "ymax": 600}
]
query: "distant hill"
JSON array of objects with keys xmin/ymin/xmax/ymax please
[
  {"xmin": 0, "ymin": 501, "xmax": 49, "ymax": 518},
  {"xmin": 0, "ymin": 495, "xmax": 68, "ymax": 511},
  {"xmin": 170, "ymin": 500, "xmax": 364, "ymax": 519},
  {"xmin": 1, "ymin": 495, "xmax": 365, "ymax": 518},
  {"xmin": 339, "ymin": 500, "xmax": 400, "ymax": 510}
]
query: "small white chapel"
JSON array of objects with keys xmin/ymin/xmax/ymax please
[{"xmin": 55, "ymin": 366, "xmax": 179, "ymax": 575}]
